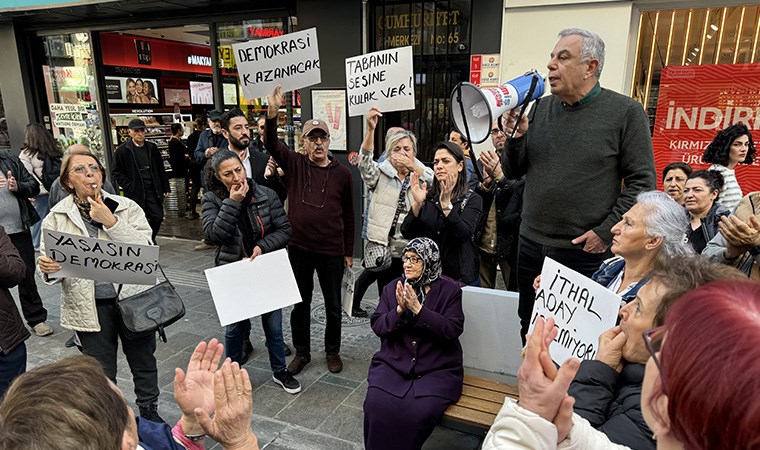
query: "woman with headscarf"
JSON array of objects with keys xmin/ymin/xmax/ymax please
[{"xmin": 363, "ymin": 237, "xmax": 464, "ymax": 450}]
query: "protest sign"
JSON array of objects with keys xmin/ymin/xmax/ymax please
[
  {"xmin": 42, "ymin": 229, "xmax": 159, "ymax": 285},
  {"xmin": 50, "ymin": 103, "xmax": 87, "ymax": 129},
  {"xmin": 528, "ymin": 257, "xmax": 621, "ymax": 365},
  {"xmin": 345, "ymin": 46, "xmax": 415, "ymax": 117},
  {"xmin": 204, "ymin": 249, "xmax": 301, "ymax": 326},
  {"xmin": 231, "ymin": 28, "xmax": 321, "ymax": 100}
]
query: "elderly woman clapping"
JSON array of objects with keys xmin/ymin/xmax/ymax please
[
  {"xmin": 36, "ymin": 150, "xmax": 164, "ymax": 423},
  {"xmin": 363, "ymin": 237, "xmax": 464, "ymax": 450}
]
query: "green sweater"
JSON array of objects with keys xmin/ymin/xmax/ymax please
[{"xmin": 505, "ymin": 88, "xmax": 655, "ymax": 248}]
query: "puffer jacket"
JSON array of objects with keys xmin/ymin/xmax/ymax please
[
  {"xmin": 700, "ymin": 201, "xmax": 731, "ymax": 243},
  {"xmin": 568, "ymin": 360, "xmax": 654, "ymax": 450},
  {"xmin": 19, "ymin": 150, "xmax": 49, "ymax": 195},
  {"xmin": 39, "ymin": 192, "xmax": 155, "ymax": 332},
  {"xmin": 359, "ymin": 151, "xmax": 433, "ymax": 256},
  {"xmin": 0, "ymin": 226, "xmax": 30, "ymax": 354},
  {"xmin": 201, "ymin": 178, "xmax": 291, "ymax": 266},
  {"xmin": 0, "ymin": 151, "xmax": 41, "ymax": 229},
  {"xmin": 591, "ymin": 256, "xmax": 647, "ymax": 304}
]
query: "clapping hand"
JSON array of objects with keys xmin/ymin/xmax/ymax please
[
  {"xmin": 195, "ymin": 359, "xmax": 258, "ymax": 450},
  {"xmin": 719, "ymin": 215, "xmax": 760, "ymax": 259},
  {"xmin": 438, "ymin": 171, "xmax": 456, "ymax": 209},
  {"xmin": 517, "ymin": 316, "xmax": 579, "ymax": 433},
  {"xmin": 409, "ymin": 172, "xmax": 427, "ymax": 215},
  {"xmin": 395, "ymin": 281, "xmax": 408, "ymax": 315},
  {"xmin": 174, "ymin": 339, "xmax": 225, "ymax": 432},
  {"xmin": 479, "ymin": 150, "xmax": 502, "ymax": 180},
  {"xmin": 0, "ymin": 171, "xmax": 17, "ymax": 191}
]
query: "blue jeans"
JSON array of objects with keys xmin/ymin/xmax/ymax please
[
  {"xmin": 225, "ymin": 309, "xmax": 286, "ymax": 373},
  {"xmin": 515, "ymin": 236, "xmax": 609, "ymax": 345},
  {"xmin": 0, "ymin": 342, "xmax": 26, "ymax": 398},
  {"xmin": 30, "ymin": 194, "xmax": 49, "ymax": 249}
]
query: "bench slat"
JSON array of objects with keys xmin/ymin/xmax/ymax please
[
  {"xmin": 463, "ymin": 375, "xmax": 519, "ymax": 396},
  {"xmin": 454, "ymin": 395, "xmax": 503, "ymax": 415},
  {"xmin": 443, "ymin": 376, "xmax": 519, "ymax": 430},
  {"xmin": 444, "ymin": 404, "xmax": 497, "ymax": 428},
  {"xmin": 461, "ymin": 385, "xmax": 516, "ymax": 404}
]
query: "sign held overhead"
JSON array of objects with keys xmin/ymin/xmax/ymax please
[{"xmin": 345, "ymin": 46, "xmax": 415, "ymax": 117}]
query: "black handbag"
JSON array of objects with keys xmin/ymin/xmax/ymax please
[{"xmin": 116, "ymin": 264, "xmax": 185, "ymax": 343}]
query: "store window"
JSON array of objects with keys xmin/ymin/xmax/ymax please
[
  {"xmin": 215, "ymin": 19, "xmax": 301, "ymax": 149},
  {"xmin": 39, "ymin": 33, "xmax": 106, "ymax": 163},
  {"xmin": 632, "ymin": 6, "xmax": 760, "ymax": 127},
  {"xmin": 373, "ymin": 0, "xmax": 472, "ymax": 162}
]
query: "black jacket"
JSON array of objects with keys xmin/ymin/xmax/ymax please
[
  {"xmin": 0, "ymin": 151, "xmax": 40, "ymax": 229},
  {"xmin": 0, "ymin": 226, "xmax": 30, "ymax": 354},
  {"xmin": 568, "ymin": 360, "xmax": 655, "ymax": 450},
  {"xmin": 111, "ymin": 138, "xmax": 171, "ymax": 204},
  {"xmin": 401, "ymin": 190, "xmax": 483, "ymax": 284},
  {"xmin": 246, "ymin": 147, "xmax": 287, "ymax": 204},
  {"xmin": 476, "ymin": 175, "xmax": 525, "ymax": 263},
  {"xmin": 201, "ymin": 178, "xmax": 291, "ymax": 266}
]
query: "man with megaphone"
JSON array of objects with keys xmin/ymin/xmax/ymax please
[{"xmin": 500, "ymin": 28, "xmax": 656, "ymax": 344}]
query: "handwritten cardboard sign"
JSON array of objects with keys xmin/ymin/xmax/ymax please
[
  {"xmin": 42, "ymin": 229, "xmax": 159, "ymax": 285},
  {"xmin": 528, "ymin": 257, "xmax": 621, "ymax": 365},
  {"xmin": 345, "ymin": 46, "xmax": 415, "ymax": 117},
  {"xmin": 50, "ymin": 103, "xmax": 87, "ymax": 129},
  {"xmin": 204, "ymin": 249, "xmax": 301, "ymax": 326},
  {"xmin": 232, "ymin": 28, "xmax": 321, "ymax": 100}
]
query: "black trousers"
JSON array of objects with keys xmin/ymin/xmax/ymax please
[
  {"xmin": 143, "ymin": 194, "xmax": 164, "ymax": 244},
  {"xmin": 77, "ymin": 297, "xmax": 159, "ymax": 407},
  {"xmin": 352, "ymin": 257, "xmax": 403, "ymax": 310},
  {"xmin": 8, "ymin": 230, "xmax": 47, "ymax": 327},
  {"xmin": 288, "ymin": 246, "xmax": 344, "ymax": 357},
  {"xmin": 516, "ymin": 235, "xmax": 608, "ymax": 345}
]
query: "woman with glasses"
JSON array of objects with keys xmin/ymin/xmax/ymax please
[
  {"xmin": 401, "ymin": 141, "xmax": 483, "ymax": 286},
  {"xmin": 702, "ymin": 123, "xmax": 756, "ymax": 211},
  {"xmin": 481, "ymin": 255, "xmax": 745, "ymax": 450},
  {"xmin": 352, "ymin": 108, "xmax": 433, "ymax": 317},
  {"xmin": 364, "ymin": 237, "xmax": 464, "ymax": 450},
  {"xmin": 36, "ymin": 149, "xmax": 166, "ymax": 423}
]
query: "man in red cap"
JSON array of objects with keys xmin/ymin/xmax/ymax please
[{"xmin": 264, "ymin": 86, "xmax": 354, "ymax": 375}]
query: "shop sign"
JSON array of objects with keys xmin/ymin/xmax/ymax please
[
  {"xmin": 376, "ymin": 4, "xmax": 468, "ymax": 54},
  {"xmin": 218, "ymin": 46, "xmax": 237, "ymax": 70},
  {"xmin": 232, "ymin": 28, "xmax": 321, "ymax": 100},
  {"xmin": 247, "ymin": 27, "xmax": 285, "ymax": 38},
  {"xmin": 345, "ymin": 46, "xmax": 415, "ymax": 117},
  {"xmin": 652, "ymin": 63, "xmax": 760, "ymax": 194},
  {"xmin": 50, "ymin": 103, "xmax": 87, "ymax": 129}
]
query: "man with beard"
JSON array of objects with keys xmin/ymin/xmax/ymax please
[{"xmin": 265, "ymin": 86, "xmax": 355, "ymax": 375}]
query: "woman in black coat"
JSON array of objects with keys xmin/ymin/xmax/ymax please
[
  {"xmin": 201, "ymin": 149, "xmax": 300, "ymax": 394},
  {"xmin": 401, "ymin": 141, "xmax": 483, "ymax": 285}
]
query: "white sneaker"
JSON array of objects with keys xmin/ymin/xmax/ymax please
[{"xmin": 33, "ymin": 322, "xmax": 54, "ymax": 337}]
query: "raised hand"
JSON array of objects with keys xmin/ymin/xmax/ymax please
[
  {"xmin": 502, "ymin": 111, "xmax": 529, "ymax": 139},
  {"xmin": 264, "ymin": 157, "xmax": 277, "ymax": 179},
  {"xmin": 195, "ymin": 359, "xmax": 258, "ymax": 450},
  {"xmin": 439, "ymin": 171, "xmax": 456, "ymax": 207},
  {"xmin": 267, "ymin": 85, "xmax": 284, "ymax": 119},
  {"xmin": 479, "ymin": 150, "xmax": 502, "ymax": 179},
  {"xmin": 395, "ymin": 280, "xmax": 408, "ymax": 315},
  {"xmin": 409, "ymin": 171, "xmax": 427, "ymax": 215},
  {"xmin": 6, "ymin": 171, "xmax": 17, "ymax": 191},
  {"xmin": 366, "ymin": 107, "xmax": 382, "ymax": 131},
  {"xmin": 174, "ymin": 339, "xmax": 225, "ymax": 419},
  {"xmin": 402, "ymin": 283, "xmax": 422, "ymax": 315}
]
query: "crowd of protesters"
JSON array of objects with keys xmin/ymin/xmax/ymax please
[{"xmin": 1, "ymin": 26, "xmax": 759, "ymax": 450}]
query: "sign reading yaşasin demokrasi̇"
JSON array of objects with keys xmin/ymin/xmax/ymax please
[
  {"xmin": 231, "ymin": 28, "xmax": 321, "ymax": 100},
  {"xmin": 42, "ymin": 229, "xmax": 159, "ymax": 285},
  {"xmin": 529, "ymin": 257, "xmax": 621, "ymax": 365},
  {"xmin": 344, "ymin": 46, "xmax": 415, "ymax": 117}
]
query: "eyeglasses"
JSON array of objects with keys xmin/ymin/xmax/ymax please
[
  {"xmin": 643, "ymin": 326, "xmax": 666, "ymax": 371},
  {"xmin": 402, "ymin": 255, "xmax": 422, "ymax": 265},
  {"xmin": 490, "ymin": 128, "xmax": 505, "ymax": 136},
  {"xmin": 70, "ymin": 164, "xmax": 101, "ymax": 175},
  {"xmin": 306, "ymin": 135, "xmax": 329, "ymax": 143}
]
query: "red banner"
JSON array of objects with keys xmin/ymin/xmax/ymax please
[
  {"xmin": 652, "ymin": 63, "xmax": 760, "ymax": 194},
  {"xmin": 100, "ymin": 33, "xmax": 212, "ymax": 75}
]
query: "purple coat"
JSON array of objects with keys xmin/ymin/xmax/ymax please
[{"xmin": 368, "ymin": 275, "xmax": 464, "ymax": 402}]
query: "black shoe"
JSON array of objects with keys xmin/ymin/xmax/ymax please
[
  {"xmin": 352, "ymin": 307, "xmax": 368, "ymax": 318},
  {"xmin": 65, "ymin": 334, "xmax": 77, "ymax": 347},
  {"xmin": 139, "ymin": 404, "xmax": 166, "ymax": 424},
  {"xmin": 273, "ymin": 370, "xmax": 302, "ymax": 394},
  {"xmin": 245, "ymin": 339, "xmax": 254, "ymax": 355},
  {"xmin": 284, "ymin": 343, "xmax": 292, "ymax": 356},
  {"xmin": 187, "ymin": 212, "xmax": 200, "ymax": 219}
]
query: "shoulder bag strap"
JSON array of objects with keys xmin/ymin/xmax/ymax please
[
  {"xmin": 388, "ymin": 175, "xmax": 411, "ymax": 239},
  {"xmin": 117, "ymin": 262, "xmax": 172, "ymax": 296}
]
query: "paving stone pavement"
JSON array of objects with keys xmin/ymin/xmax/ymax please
[{"xmin": 17, "ymin": 236, "xmax": 484, "ymax": 450}]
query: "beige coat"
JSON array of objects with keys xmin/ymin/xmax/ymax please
[
  {"xmin": 19, "ymin": 149, "xmax": 49, "ymax": 195},
  {"xmin": 38, "ymin": 192, "xmax": 155, "ymax": 332}
]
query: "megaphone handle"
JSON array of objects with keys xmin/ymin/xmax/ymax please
[
  {"xmin": 454, "ymin": 83, "xmax": 484, "ymax": 183},
  {"xmin": 499, "ymin": 73, "xmax": 541, "ymax": 167}
]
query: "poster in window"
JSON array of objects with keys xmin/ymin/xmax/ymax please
[
  {"xmin": 190, "ymin": 81, "xmax": 213, "ymax": 105},
  {"xmin": 164, "ymin": 88, "xmax": 191, "ymax": 107},
  {"xmin": 136, "ymin": 39, "xmax": 152, "ymax": 65},
  {"xmin": 311, "ymin": 89, "xmax": 347, "ymax": 151},
  {"xmin": 104, "ymin": 76, "xmax": 160, "ymax": 104}
]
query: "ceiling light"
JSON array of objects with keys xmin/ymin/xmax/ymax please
[
  {"xmin": 707, "ymin": 34, "xmax": 712, "ymax": 39},
  {"xmin": 710, "ymin": 24, "xmax": 719, "ymax": 31},
  {"xmin": 694, "ymin": 47, "xmax": 699, "ymax": 52}
]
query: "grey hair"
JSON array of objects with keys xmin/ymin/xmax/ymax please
[
  {"xmin": 636, "ymin": 191, "xmax": 694, "ymax": 256},
  {"xmin": 383, "ymin": 130, "xmax": 418, "ymax": 160},
  {"xmin": 558, "ymin": 28, "xmax": 605, "ymax": 79}
]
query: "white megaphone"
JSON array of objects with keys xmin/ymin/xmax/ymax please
[{"xmin": 450, "ymin": 71, "xmax": 546, "ymax": 144}]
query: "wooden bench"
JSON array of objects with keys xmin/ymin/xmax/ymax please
[{"xmin": 441, "ymin": 375, "xmax": 519, "ymax": 436}]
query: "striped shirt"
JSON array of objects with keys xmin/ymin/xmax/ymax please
[{"xmin": 710, "ymin": 164, "xmax": 743, "ymax": 212}]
